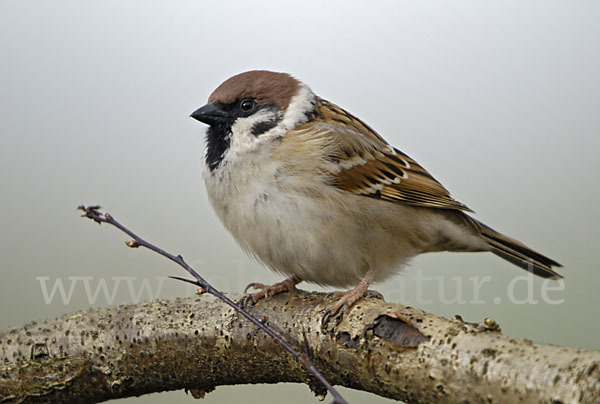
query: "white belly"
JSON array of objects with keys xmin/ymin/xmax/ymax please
[{"xmin": 202, "ymin": 152, "xmax": 439, "ymax": 287}]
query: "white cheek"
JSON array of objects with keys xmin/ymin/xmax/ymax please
[
  {"xmin": 228, "ymin": 109, "xmax": 279, "ymax": 156},
  {"xmin": 227, "ymin": 84, "xmax": 317, "ymax": 156},
  {"xmin": 218, "ymin": 84, "xmax": 317, "ymax": 169}
]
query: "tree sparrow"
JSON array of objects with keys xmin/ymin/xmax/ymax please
[{"xmin": 191, "ymin": 70, "xmax": 562, "ymax": 314}]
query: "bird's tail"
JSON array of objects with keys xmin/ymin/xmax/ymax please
[{"xmin": 469, "ymin": 217, "xmax": 563, "ymax": 279}]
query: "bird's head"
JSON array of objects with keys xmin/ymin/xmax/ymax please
[{"xmin": 191, "ymin": 70, "xmax": 316, "ymax": 171}]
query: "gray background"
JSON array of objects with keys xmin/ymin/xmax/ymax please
[{"xmin": 1, "ymin": 1, "xmax": 598, "ymax": 403}]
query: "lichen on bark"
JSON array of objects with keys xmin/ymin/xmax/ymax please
[{"xmin": 1, "ymin": 291, "xmax": 599, "ymax": 403}]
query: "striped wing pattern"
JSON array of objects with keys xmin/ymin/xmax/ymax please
[{"xmin": 314, "ymin": 98, "xmax": 472, "ymax": 212}]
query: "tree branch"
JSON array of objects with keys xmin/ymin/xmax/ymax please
[
  {"xmin": 2, "ymin": 206, "xmax": 597, "ymax": 403},
  {"xmin": 75, "ymin": 205, "xmax": 347, "ymax": 404},
  {"xmin": 1, "ymin": 292, "xmax": 599, "ymax": 403}
]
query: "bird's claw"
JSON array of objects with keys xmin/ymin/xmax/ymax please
[
  {"xmin": 321, "ymin": 288, "xmax": 384, "ymax": 330},
  {"xmin": 321, "ymin": 305, "xmax": 347, "ymax": 331},
  {"xmin": 241, "ymin": 294, "xmax": 255, "ymax": 309},
  {"xmin": 365, "ymin": 290, "xmax": 384, "ymax": 300},
  {"xmin": 242, "ymin": 277, "xmax": 300, "ymax": 307},
  {"xmin": 244, "ymin": 282, "xmax": 266, "ymax": 294}
]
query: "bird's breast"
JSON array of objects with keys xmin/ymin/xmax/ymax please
[
  {"xmin": 202, "ymin": 151, "xmax": 449, "ymax": 287},
  {"xmin": 202, "ymin": 155, "xmax": 373, "ymax": 285}
]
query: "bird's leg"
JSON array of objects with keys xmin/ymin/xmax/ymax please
[
  {"xmin": 328, "ymin": 268, "xmax": 378, "ymax": 316},
  {"xmin": 244, "ymin": 275, "xmax": 302, "ymax": 304}
]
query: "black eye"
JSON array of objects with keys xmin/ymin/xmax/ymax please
[{"xmin": 239, "ymin": 99, "xmax": 256, "ymax": 112}]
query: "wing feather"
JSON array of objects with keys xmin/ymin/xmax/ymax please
[{"xmin": 312, "ymin": 98, "xmax": 472, "ymax": 212}]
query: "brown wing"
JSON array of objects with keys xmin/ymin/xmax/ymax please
[{"xmin": 314, "ymin": 98, "xmax": 472, "ymax": 212}]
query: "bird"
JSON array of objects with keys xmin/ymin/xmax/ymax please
[{"xmin": 190, "ymin": 70, "xmax": 562, "ymax": 315}]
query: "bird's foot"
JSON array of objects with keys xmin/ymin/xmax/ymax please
[
  {"xmin": 243, "ymin": 276, "xmax": 301, "ymax": 306},
  {"xmin": 325, "ymin": 287, "xmax": 380, "ymax": 319},
  {"xmin": 321, "ymin": 270, "xmax": 380, "ymax": 329}
]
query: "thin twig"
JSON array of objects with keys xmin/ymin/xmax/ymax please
[{"xmin": 78, "ymin": 205, "xmax": 348, "ymax": 404}]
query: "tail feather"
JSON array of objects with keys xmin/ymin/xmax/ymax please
[{"xmin": 470, "ymin": 218, "xmax": 563, "ymax": 279}]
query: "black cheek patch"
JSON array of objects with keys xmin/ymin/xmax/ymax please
[{"xmin": 251, "ymin": 119, "xmax": 279, "ymax": 136}]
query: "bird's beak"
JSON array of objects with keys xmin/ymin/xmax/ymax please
[{"xmin": 190, "ymin": 102, "xmax": 228, "ymax": 125}]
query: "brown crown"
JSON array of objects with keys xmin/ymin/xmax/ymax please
[{"xmin": 208, "ymin": 70, "xmax": 301, "ymax": 111}]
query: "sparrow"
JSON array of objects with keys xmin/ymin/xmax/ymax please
[{"xmin": 191, "ymin": 70, "xmax": 562, "ymax": 314}]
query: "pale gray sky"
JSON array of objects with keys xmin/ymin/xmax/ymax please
[{"xmin": 1, "ymin": 1, "xmax": 599, "ymax": 403}]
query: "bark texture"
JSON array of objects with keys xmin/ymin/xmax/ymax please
[{"xmin": 1, "ymin": 291, "xmax": 598, "ymax": 404}]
